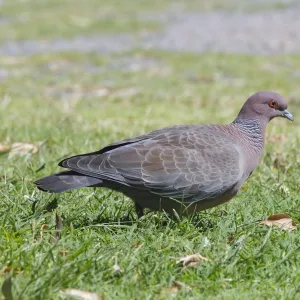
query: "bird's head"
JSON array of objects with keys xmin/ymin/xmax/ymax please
[{"xmin": 237, "ymin": 91, "xmax": 293, "ymax": 123}]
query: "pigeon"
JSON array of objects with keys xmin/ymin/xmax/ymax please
[{"xmin": 35, "ymin": 91, "xmax": 293, "ymax": 216}]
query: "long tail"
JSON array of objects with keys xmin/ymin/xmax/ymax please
[{"xmin": 34, "ymin": 170, "xmax": 103, "ymax": 193}]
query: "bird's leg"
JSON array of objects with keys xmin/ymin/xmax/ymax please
[{"xmin": 135, "ymin": 203, "xmax": 144, "ymax": 219}]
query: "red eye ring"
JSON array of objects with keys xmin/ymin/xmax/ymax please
[{"xmin": 268, "ymin": 100, "xmax": 278, "ymax": 109}]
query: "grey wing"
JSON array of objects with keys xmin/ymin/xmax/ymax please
[
  {"xmin": 60, "ymin": 129, "xmax": 243, "ymax": 202},
  {"xmin": 96, "ymin": 125, "xmax": 192, "ymax": 154}
]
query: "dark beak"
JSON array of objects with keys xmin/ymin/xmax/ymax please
[{"xmin": 281, "ymin": 110, "xmax": 294, "ymax": 121}]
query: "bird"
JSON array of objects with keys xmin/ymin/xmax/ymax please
[{"xmin": 34, "ymin": 91, "xmax": 293, "ymax": 217}]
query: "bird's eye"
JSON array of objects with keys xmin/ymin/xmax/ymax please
[{"xmin": 268, "ymin": 100, "xmax": 278, "ymax": 109}]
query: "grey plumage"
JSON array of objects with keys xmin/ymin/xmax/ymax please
[
  {"xmin": 35, "ymin": 91, "xmax": 293, "ymax": 215},
  {"xmin": 36, "ymin": 170, "xmax": 102, "ymax": 193}
]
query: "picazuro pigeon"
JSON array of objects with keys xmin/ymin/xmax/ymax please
[{"xmin": 35, "ymin": 91, "xmax": 294, "ymax": 216}]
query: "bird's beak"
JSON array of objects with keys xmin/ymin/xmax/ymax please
[{"xmin": 281, "ymin": 110, "xmax": 294, "ymax": 121}]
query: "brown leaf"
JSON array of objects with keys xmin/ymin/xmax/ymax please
[
  {"xmin": 171, "ymin": 280, "xmax": 191, "ymax": 291},
  {"xmin": 131, "ymin": 242, "xmax": 143, "ymax": 249},
  {"xmin": 51, "ymin": 214, "xmax": 62, "ymax": 243},
  {"xmin": 61, "ymin": 289, "xmax": 104, "ymax": 300},
  {"xmin": 0, "ymin": 144, "xmax": 10, "ymax": 153},
  {"xmin": 59, "ymin": 249, "xmax": 70, "ymax": 256},
  {"xmin": 1, "ymin": 266, "xmax": 12, "ymax": 274},
  {"xmin": 227, "ymin": 234, "xmax": 235, "ymax": 244},
  {"xmin": 260, "ymin": 214, "xmax": 297, "ymax": 232},
  {"xmin": 40, "ymin": 224, "xmax": 48, "ymax": 240},
  {"xmin": 160, "ymin": 280, "xmax": 191, "ymax": 298},
  {"xmin": 8, "ymin": 142, "xmax": 38, "ymax": 158},
  {"xmin": 0, "ymin": 266, "xmax": 21, "ymax": 276},
  {"xmin": 178, "ymin": 253, "xmax": 211, "ymax": 268},
  {"xmin": 168, "ymin": 285, "xmax": 179, "ymax": 294}
]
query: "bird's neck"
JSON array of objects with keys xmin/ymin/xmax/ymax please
[{"xmin": 231, "ymin": 118, "xmax": 267, "ymax": 155}]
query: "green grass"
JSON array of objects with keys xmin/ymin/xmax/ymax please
[
  {"xmin": 1, "ymin": 0, "xmax": 300, "ymax": 299},
  {"xmin": 1, "ymin": 49, "xmax": 300, "ymax": 300}
]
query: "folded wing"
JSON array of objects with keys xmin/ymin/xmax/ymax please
[{"xmin": 60, "ymin": 127, "xmax": 243, "ymax": 202}]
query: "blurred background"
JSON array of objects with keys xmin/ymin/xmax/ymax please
[
  {"xmin": 0, "ymin": 0, "xmax": 299, "ymax": 141},
  {"xmin": 1, "ymin": 0, "xmax": 300, "ymax": 298},
  {"xmin": 0, "ymin": 0, "xmax": 299, "ymax": 140}
]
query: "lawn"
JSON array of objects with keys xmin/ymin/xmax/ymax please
[{"xmin": 1, "ymin": 0, "xmax": 300, "ymax": 299}]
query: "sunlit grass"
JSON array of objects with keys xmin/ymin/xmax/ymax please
[
  {"xmin": 1, "ymin": 0, "xmax": 300, "ymax": 299},
  {"xmin": 1, "ymin": 49, "xmax": 300, "ymax": 299}
]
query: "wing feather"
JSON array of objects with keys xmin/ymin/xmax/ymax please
[{"xmin": 60, "ymin": 126, "xmax": 243, "ymax": 202}]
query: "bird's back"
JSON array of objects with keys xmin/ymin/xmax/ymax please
[{"xmin": 60, "ymin": 124, "xmax": 246, "ymax": 203}]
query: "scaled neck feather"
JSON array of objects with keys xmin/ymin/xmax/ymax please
[{"xmin": 231, "ymin": 118, "xmax": 265, "ymax": 155}]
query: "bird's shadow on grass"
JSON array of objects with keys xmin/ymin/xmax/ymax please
[
  {"xmin": 67, "ymin": 206, "xmax": 218, "ymax": 232},
  {"xmin": 186, "ymin": 213, "xmax": 219, "ymax": 232},
  {"xmin": 68, "ymin": 207, "xmax": 138, "ymax": 229},
  {"xmin": 25, "ymin": 194, "xmax": 218, "ymax": 232}
]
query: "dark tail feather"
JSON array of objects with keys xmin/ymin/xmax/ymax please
[{"xmin": 34, "ymin": 170, "xmax": 103, "ymax": 193}]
